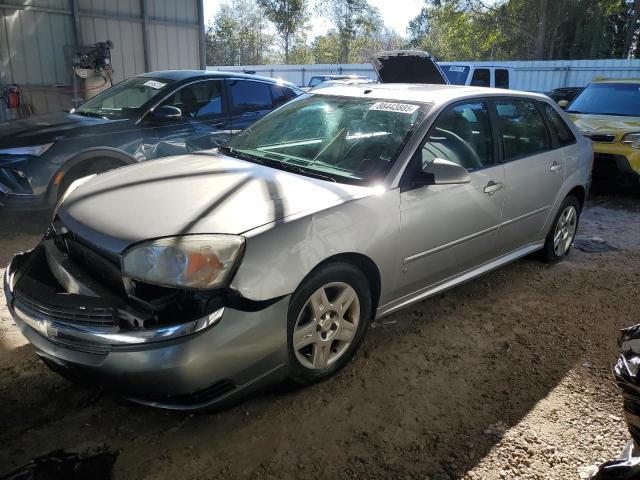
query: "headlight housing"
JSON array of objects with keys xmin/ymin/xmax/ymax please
[
  {"xmin": 122, "ymin": 235, "xmax": 245, "ymax": 290},
  {"xmin": 622, "ymin": 132, "xmax": 640, "ymax": 148},
  {"xmin": 0, "ymin": 143, "xmax": 54, "ymax": 157}
]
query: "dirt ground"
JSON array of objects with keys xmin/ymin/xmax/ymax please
[{"xmin": 0, "ymin": 188, "xmax": 639, "ymax": 480}]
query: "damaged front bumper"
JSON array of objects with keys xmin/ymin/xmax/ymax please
[{"xmin": 3, "ymin": 242, "xmax": 290, "ymax": 410}]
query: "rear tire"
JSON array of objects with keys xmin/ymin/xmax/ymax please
[
  {"xmin": 287, "ymin": 262, "xmax": 372, "ymax": 385},
  {"xmin": 540, "ymin": 195, "xmax": 580, "ymax": 262}
]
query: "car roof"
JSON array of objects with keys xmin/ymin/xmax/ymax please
[
  {"xmin": 591, "ymin": 78, "xmax": 640, "ymax": 84},
  {"xmin": 312, "ymin": 83, "xmax": 549, "ymax": 105},
  {"xmin": 137, "ymin": 69, "xmax": 297, "ymax": 87}
]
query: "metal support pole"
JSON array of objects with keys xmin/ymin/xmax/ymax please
[
  {"xmin": 197, "ymin": 0, "xmax": 206, "ymax": 70},
  {"xmin": 71, "ymin": 0, "xmax": 82, "ymax": 45},
  {"xmin": 140, "ymin": 0, "xmax": 151, "ymax": 72}
]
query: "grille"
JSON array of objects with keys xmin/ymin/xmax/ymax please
[
  {"xmin": 51, "ymin": 219, "xmax": 125, "ymax": 295},
  {"xmin": 584, "ymin": 134, "xmax": 616, "ymax": 143},
  {"xmin": 14, "ymin": 290, "xmax": 117, "ymax": 328},
  {"xmin": 13, "ymin": 246, "xmax": 120, "ymax": 328},
  {"xmin": 48, "ymin": 334, "xmax": 111, "ymax": 355},
  {"xmin": 143, "ymin": 380, "xmax": 236, "ymax": 405}
]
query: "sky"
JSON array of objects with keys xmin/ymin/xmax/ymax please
[{"xmin": 203, "ymin": 0, "xmax": 426, "ymax": 39}]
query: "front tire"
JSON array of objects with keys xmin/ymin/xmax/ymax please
[
  {"xmin": 541, "ymin": 195, "xmax": 580, "ymax": 262},
  {"xmin": 57, "ymin": 158, "xmax": 120, "ymax": 201},
  {"xmin": 287, "ymin": 262, "xmax": 372, "ymax": 385}
]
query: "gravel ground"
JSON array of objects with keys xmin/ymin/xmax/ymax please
[{"xmin": 0, "ymin": 190, "xmax": 639, "ymax": 480}]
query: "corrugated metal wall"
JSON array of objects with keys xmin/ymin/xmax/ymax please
[
  {"xmin": 447, "ymin": 59, "xmax": 640, "ymax": 92},
  {"xmin": 211, "ymin": 59, "xmax": 640, "ymax": 91},
  {"xmin": 0, "ymin": 0, "xmax": 204, "ymax": 122}
]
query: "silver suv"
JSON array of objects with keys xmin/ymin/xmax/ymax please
[{"xmin": 4, "ymin": 84, "xmax": 592, "ymax": 410}]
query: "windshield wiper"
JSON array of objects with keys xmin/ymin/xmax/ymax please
[
  {"xmin": 264, "ymin": 158, "xmax": 337, "ymax": 183},
  {"xmin": 218, "ymin": 146, "xmax": 267, "ymax": 165},
  {"xmin": 220, "ymin": 147, "xmax": 336, "ymax": 182},
  {"xmin": 74, "ymin": 110, "xmax": 107, "ymax": 119}
]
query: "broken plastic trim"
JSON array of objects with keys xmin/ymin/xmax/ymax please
[
  {"xmin": 11, "ymin": 296, "xmax": 224, "ymax": 346},
  {"xmin": 5, "ymin": 251, "xmax": 225, "ymax": 346}
]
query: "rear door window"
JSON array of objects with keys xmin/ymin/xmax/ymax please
[
  {"xmin": 229, "ymin": 80, "xmax": 273, "ymax": 113},
  {"xmin": 495, "ymin": 99, "xmax": 551, "ymax": 161},
  {"xmin": 470, "ymin": 69, "xmax": 490, "ymax": 87},
  {"xmin": 495, "ymin": 69, "xmax": 509, "ymax": 89}
]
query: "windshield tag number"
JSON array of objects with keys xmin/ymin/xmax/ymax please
[
  {"xmin": 370, "ymin": 102, "xmax": 419, "ymax": 114},
  {"xmin": 143, "ymin": 80, "xmax": 166, "ymax": 89}
]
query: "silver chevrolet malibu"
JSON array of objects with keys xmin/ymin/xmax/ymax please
[{"xmin": 4, "ymin": 83, "xmax": 592, "ymax": 410}]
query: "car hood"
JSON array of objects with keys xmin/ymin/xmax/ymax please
[
  {"xmin": 58, "ymin": 151, "xmax": 373, "ymax": 254},
  {"xmin": 569, "ymin": 113, "xmax": 640, "ymax": 138},
  {"xmin": 0, "ymin": 111, "xmax": 133, "ymax": 149},
  {"xmin": 370, "ymin": 50, "xmax": 449, "ymax": 85}
]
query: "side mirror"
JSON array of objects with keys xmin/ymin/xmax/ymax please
[
  {"xmin": 429, "ymin": 158, "xmax": 471, "ymax": 185},
  {"xmin": 150, "ymin": 105, "xmax": 182, "ymax": 121},
  {"xmin": 557, "ymin": 100, "xmax": 569, "ymax": 109},
  {"xmin": 403, "ymin": 157, "xmax": 470, "ymax": 191}
]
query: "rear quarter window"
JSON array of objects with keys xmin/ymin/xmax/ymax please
[{"xmin": 541, "ymin": 103, "xmax": 576, "ymax": 147}]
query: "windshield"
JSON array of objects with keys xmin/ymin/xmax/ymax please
[
  {"xmin": 226, "ymin": 94, "xmax": 429, "ymax": 184},
  {"xmin": 442, "ymin": 65, "xmax": 470, "ymax": 85},
  {"xmin": 567, "ymin": 83, "xmax": 640, "ymax": 117},
  {"xmin": 75, "ymin": 77, "xmax": 175, "ymax": 118}
]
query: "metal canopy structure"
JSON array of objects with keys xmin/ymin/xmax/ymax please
[{"xmin": 0, "ymin": 0, "xmax": 205, "ymax": 121}]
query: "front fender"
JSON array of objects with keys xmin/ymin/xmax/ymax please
[
  {"xmin": 46, "ymin": 147, "xmax": 139, "ymax": 204},
  {"xmin": 229, "ymin": 189, "xmax": 401, "ymax": 305}
]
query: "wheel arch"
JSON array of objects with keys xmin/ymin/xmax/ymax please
[
  {"xmin": 297, "ymin": 252, "xmax": 382, "ymax": 318},
  {"xmin": 567, "ymin": 185, "xmax": 586, "ymax": 211},
  {"xmin": 47, "ymin": 148, "xmax": 137, "ymax": 203}
]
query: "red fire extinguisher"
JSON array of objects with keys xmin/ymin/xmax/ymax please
[{"xmin": 3, "ymin": 85, "xmax": 20, "ymax": 109}]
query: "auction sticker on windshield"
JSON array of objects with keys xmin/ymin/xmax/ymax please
[
  {"xmin": 143, "ymin": 80, "xmax": 167, "ymax": 89},
  {"xmin": 370, "ymin": 102, "xmax": 420, "ymax": 114}
]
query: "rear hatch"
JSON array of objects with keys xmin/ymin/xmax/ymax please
[{"xmin": 370, "ymin": 50, "xmax": 449, "ymax": 85}]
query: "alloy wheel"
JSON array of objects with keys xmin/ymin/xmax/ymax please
[
  {"xmin": 292, "ymin": 282, "xmax": 360, "ymax": 370},
  {"xmin": 553, "ymin": 205, "xmax": 578, "ymax": 256}
]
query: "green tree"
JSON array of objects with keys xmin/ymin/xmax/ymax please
[
  {"xmin": 407, "ymin": 0, "xmax": 640, "ymax": 61},
  {"xmin": 312, "ymin": 32, "xmax": 342, "ymax": 63},
  {"xmin": 206, "ymin": 0, "xmax": 275, "ymax": 66},
  {"xmin": 316, "ymin": 0, "xmax": 383, "ymax": 62},
  {"xmin": 257, "ymin": 0, "xmax": 308, "ymax": 63}
]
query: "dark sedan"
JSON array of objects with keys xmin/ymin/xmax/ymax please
[{"xmin": 0, "ymin": 70, "xmax": 301, "ymax": 211}]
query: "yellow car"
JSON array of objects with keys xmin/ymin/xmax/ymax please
[{"xmin": 566, "ymin": 79, "xmax": 640, "ymax": 185}]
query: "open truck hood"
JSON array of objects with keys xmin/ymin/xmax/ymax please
[{"xmin": 370, "ymin": 50, "xmax": 449, "ymax": 85}]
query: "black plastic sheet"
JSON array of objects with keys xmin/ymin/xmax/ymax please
[
  {"xmin": 614, "ymin": 324, "xmax": 640, "ymax": 449},
  {"xmin": 589, "ymin": 457, "xmax": 640, "ymax": 480},
  {"xmin": 0, "ymin": 449, "xmax": 118, "ymax": 480}
]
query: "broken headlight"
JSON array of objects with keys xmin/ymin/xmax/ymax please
[{"xmin": 122, "ymin": 235, "xmax": 244, "ymax": 290}]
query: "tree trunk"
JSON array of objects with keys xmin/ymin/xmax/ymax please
[
  {"xmin": 284, "ymin": 34, "xmax": 290, "ymax": 64},
  {"xmin": 533, "ymin": 0, "xmax": 548, "ymax": 60},
  {"xmin": 624, "ymin": 0, "xmax": 640, "ymax": 58}
]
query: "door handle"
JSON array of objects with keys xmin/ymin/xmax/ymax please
[
  {"xmin": 484, "ymin": 181, "xmax": 504, "ymax": 195},
  {"xmin": 549, "ymin": 161, "xmax": 563, "ymax": 172},
  {"xmin": 212, "ymin": 121, "xmax": 227, "ymax": 128}
]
